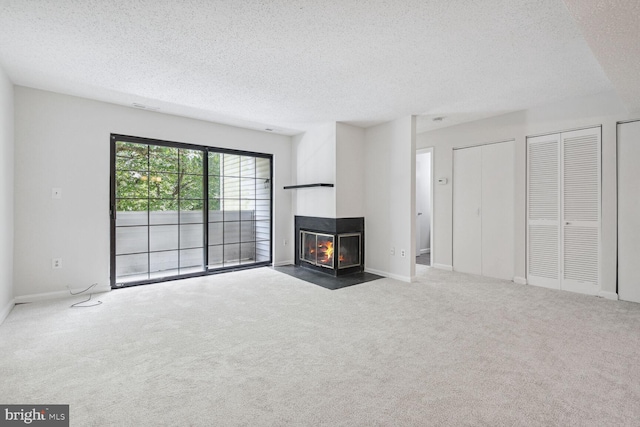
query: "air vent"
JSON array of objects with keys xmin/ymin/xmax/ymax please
[{"xmin": 132, "ymin": 103, "xmax": 159, "ymax": 111}]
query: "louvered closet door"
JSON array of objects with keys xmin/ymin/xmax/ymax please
[
  {"xmin": 561, "ymin": 128, "xmax": 600, "ymax": 294},
  {"xmin": 527, "ymin": 127, "xmax": 601, "ymax": 294},
  {"xmin": 527, "ymin": 134, "xmax": 561, "ymax": 289}
]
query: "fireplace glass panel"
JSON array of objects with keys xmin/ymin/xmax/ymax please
[
  {"xmin": 338, "ymin": 233, "xmax": 361, "ymax": 269},
  {"xmin": 316, "ymin": 234, "xmax": 335, "ymax": 268},
  {"xmin": 301, "ymin": 232, "xmax": 317, "ymax": 264}
]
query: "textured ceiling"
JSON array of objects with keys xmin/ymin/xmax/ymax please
[
  {"xmin": 0, "ymin": 0, "xmax": 621, "ymax": 135},
  {"xmin": 563, "ymin": 0, "xmax": 640, "ymax": 117}
]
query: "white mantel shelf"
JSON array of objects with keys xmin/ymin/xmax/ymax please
[{"xmin": 283, "ymin": 183, "xmax": 334, "ymax": 190}]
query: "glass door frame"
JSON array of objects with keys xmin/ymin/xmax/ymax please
[{"xmin": 110, "ymin": 133, "xmax": 273, "ymax": 289}]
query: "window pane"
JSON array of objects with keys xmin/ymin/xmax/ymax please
[
  {"xmin": 241, "ymin": 243, "xmax": 256, "ymax": 264},
  {"xmin": 116, "ymin": 170, "xmax": 148, "ymax": 198},
  {"xmin": 224, "ymin": 222, "xmax": 240, "ymax": 244},
  {"xmin": 208, "ymin": 152, "xmax": 220, "ymax": 176},
  {"xmin": 208, "ymin": 245, "xmax": 223, "ymax": 267},
  {"xmin": 222, "ymin": 154, "xmax": 240, "ymax": 176},
  {"xmin": 180, "ymin": 224, "xmax": 203, "ymax": 249},
  {"xmin": 180, "ymin": 248, "xmax": 204, "ymax": 270},
  {"xmin": 256, "ymin": 157, "xmax": 270, "ymax": 179},
  {"xmin": 116, "ymin": 141, "xmax": 148, "ymax": 163},
  {"xmin": 223, "ymin": 176, "xmax": 240, "ymax": 199},
  {"xmin": 149, "ymin": 145, "xmax": 178, "ymax": 173},
  {"xmin": 240, "ymin": 199, "xmax": 255, "ymax": 219},
  {"xmin": 180, "ymin": 149, "xmax": 203, "ymax": 175},
  {"xmin": 148, "ymin": 173, "xmax": 179, "ymax": 199},
  {"xmin": 255, "ymin": 178, "xmax": 270, "ymax": 199},
  {"xmin": 116, "ymin": 253, "xmax": 148, "ymax": 279},
  {"xmin": 240, "ymin": 221, "xmax": 255, "ymax": 242},
  {"xmin": 208, "ymin": 222, "xmax": 223, "ymax": 245},
  {"xmin": 224, "ymin": 243, "xmax": 241, "ymax": 265},
  {"xmin": 224, "ymin": 206, "xmax": 240, "ymax": 221},
  {"xmin": 241, "ymin": 178, "xmax": 255, "ymax": 199},
  {"xmin": 255, "ymin": 221, "xmax": 270, "ymax": 241},
  {"xmin": 208, "ymin": 175, "xmax": 221, "ymax": 199},
  {"xmin": 180, "ymin": 200, "xmax": 203, "ymax": 224},
  {"xmin": 150, "ymin": 199, "xmax": 178, "ymax": 225},
  {"xmin": 241, "ymin": 156, "xmax": 255, "ymax": 177},
  {"xmin": 116, "ymin": 226, "xmax": 148, "ymax": 255},
  {"xmin": 255, "ymin": 200, "xmax": 270, "ymax": 221},
  {"xmin": 150, "ymin": 225, "xmax": 179, "ymax": 252},
  {"xmin": 116, "ymin": 153, "xmax": 147, "ymax": 172},
  {"xmin": 150, "ymin": 251, "xmax": 179, "ymax": 275},
  {"xmin": 181, "ymin": 174, "xmax": 203, "ymax": 200},
  {"xmin": 209, "ymin": 206, "xmax": 223, "ymax": 223},
  {"xmin": 116, "ymin": 199, "xmax": 148, "ymax": 226},
  {"xmin": 256, "ymin": 240, "xmax": 270, "ymax": 262}
]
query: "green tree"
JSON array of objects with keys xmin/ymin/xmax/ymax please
[{"xmin": 115, "ymin": 141, "xmax": 220, "ymax": 212}]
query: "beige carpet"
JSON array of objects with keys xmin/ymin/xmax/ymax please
[{"xmin": 1, "ymin": 266, "xmax": 640, "ymax": 426}]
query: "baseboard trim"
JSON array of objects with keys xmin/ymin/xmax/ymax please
[
  {"xmin": 598, "ymin": 291, "xmax": 619, "ymax": 301},
  {"xmin": 419, "ymin": 249, "xmax": 431, "ymax": 255},
  {"xmin": 364, "ymin": 268, "xmax": 412, "ymax": 283},
  {"xmin": 273, "ymin": 260, "xmax": 294, "ymax": 267},
  {"xmin": 433, "ymin": 263, "xmax": 453, "ymax": 271},
  {"xmin": 15, "ymin": 284, "xmax": 111, "ymax": 304},
  {"xmin": 0, "ymin": 298, "xmax": 15, "ymax": 325},
  {"xmin": 513, "ymin": 276, "xmax": 527, "ymax": 285}
]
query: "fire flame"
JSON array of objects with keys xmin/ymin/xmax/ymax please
[{"xmin": 323, "ymin": 240, "xmax": 334, "ymax": 261}]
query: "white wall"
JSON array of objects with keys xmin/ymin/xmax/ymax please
[
  {"xmin": 416, "ymin": 151, "xmax": 431, "ymax": 252},
  {"xmin": 0, "ymin": 66, "xmax": 14, "ymax": 321},
  {"xmin": 291, "ymin": 123, "xmax": 336, "ymax": 218},
  {"xmin": 364, "ymin": 116, "xmax": 416, "ymax": 281},
  {"xmin": 417, "ymin": 90, "xmax": 629, "ymax": 295},
  {"xmin": 336, "ymin": 123, "xmax": 365, "ymax": 218},
  {"xmin": 14, "ymin": 87, "xmax": 292, "ymax": 298}
]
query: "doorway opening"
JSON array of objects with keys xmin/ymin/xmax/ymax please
[{"xmin": 416, "ymin": 148, "xmax": 433, "ymax": 266}]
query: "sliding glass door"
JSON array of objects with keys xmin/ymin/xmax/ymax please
[
  {"xmin": 207, "ymin": 153, "xmax": 272, "ymax": 268},
  {"xmin": 110, "ymin": 135, "xmax": 272, "ymax": 287}
]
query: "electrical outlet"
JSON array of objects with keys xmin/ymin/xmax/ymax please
[
  {"xmin": 400, "ymin": 249, "xmax": 406, "ymax": 258},
  {"xmin": 52, "ymin": 258, "xmax": 62, "ymax": 269},
  {"xmin": 390, "ymin": 247, "xmax": 395, "ymax": 256}
]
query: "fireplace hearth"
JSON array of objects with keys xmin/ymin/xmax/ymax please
[{"xmin": 295, "ymin": 216, "xmax": 364, "ymax": 277}]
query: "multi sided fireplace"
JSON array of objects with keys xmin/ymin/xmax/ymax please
[
  {"xmin": 295, "ymin": 216, "xmax": 364, "ymax": 276},
  {"xmin": 300, "ymin": 231, "xmax": 361, "ymax": 269}
]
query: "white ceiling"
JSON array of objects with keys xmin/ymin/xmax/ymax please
[{"xmin": 0, "ymin": 0, "xmax": 635, "ymax": 135}]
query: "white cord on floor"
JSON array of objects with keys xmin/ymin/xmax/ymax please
[{"xmin": 67, "ymin": 283, "xmax": 103, "ymax": 308}]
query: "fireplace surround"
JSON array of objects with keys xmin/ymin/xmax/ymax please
[{"xmin": 294, "ymin": 216, "xmax": 364, "ymax": 276}]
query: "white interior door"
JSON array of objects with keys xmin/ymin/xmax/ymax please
[
  {"xmin": 527, "ymin": 134, "xmax": 561, "ymax": 289},
  {"xmin": 560, "ymin": 128, "xmax": 600, "ymax": 294},
  {"xmin": 453, "ymin": 146, "xmax": 482, "ymax": 275},
  {"xmin": 481, "ymin": 141, "xmax": 515, "ymax": 280},
  {"xmin": 618, "ymin": 121, "xmax": 640, "ymax": 303}
]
